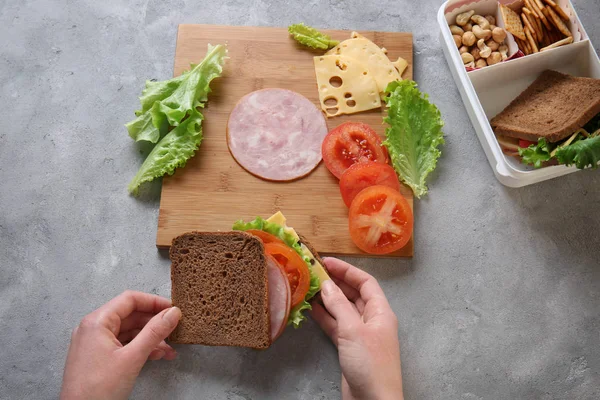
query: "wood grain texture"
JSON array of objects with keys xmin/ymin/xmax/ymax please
[{"xmin": 157, "ymin": 24, "xmax": 414, "ymax": 257}]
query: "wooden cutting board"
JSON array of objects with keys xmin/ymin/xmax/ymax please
[{"xmin": 157, "ymin": 24, "xmax": 414, "ymax": 257}]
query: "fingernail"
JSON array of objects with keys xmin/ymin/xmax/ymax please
[
  {"xmin": 321, "ymin": 279, "xmax": 334, "ymax": 295},
  {"xmin": 163, "ymin": 307, "xmax": 181, "ymax": 325}
]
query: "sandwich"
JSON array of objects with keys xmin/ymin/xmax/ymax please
[
  {"xmin": 168, "ymin": 212, "xmax": 329, "ymax": 349},
  {"xmin": 491, "ymin": 70, "xmax": 600, "ymax": 169}
]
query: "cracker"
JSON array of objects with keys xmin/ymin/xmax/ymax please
[
  {"xmin": 500, "ymin": 4, "xmax": 526, "ymax": 41},
  {"xmin": 540, "ymin": 36, "xmax": 573, "ymax": 51},
  {"xmin": 544, "ymin": 23, "xmax": 556, "ymax": 43},
  {"xmin": 517, "ymin": 38, "xmax": 530, "ymax": 55},
  {"xmin": 546, "ymin": 6, "xmax": 572, "ymax": 37},
  {"xmin": 543, "ymin": 0, "xmax": 570, "ymax": 21},
  {"xmin": 533, "ymin": 13, "xmax": 544, "ymax": 42},
  {"xmin": 540, "ymin": 25, "xmax": 552, "ymax": 47},
  {"xmin": 535, "ymin": 15, "xmax": 545, "ymax": 41},
  {"xmin": 550, "ymin": 25, "xmax": 562, "ymax": 43},
  {"xmin": 535, "ymin": 0, "xmax": 546, "ymax": 10},
  {"xmin": 521, "ymin": 13, "xmax": 538, "ymax": 42},
  {"xmin": 525, "ymin": 27, "xmax": 539, "ymax": 53},
  {"xmin": 529, "ymin": 0, "xmax": 553, "ymax": 30},
  {"xmin": 553, "ymin": 4, "xmax": 570, "ymax": 22},
  {"xmin": 538, "ymin": 7, "xmax": 553, "ymax": 31},
  {"xmin": 524, "ymin": 0, "xmax": 542, "ymax": 19},
  {"xmin": 535, "ymin": 14, "xmax": 544, "ymax": 37},
  {"xmin": 517, "ymin": 39, "xmax": 526, "ymax": 55}
]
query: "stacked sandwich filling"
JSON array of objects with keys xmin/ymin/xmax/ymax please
[
  {"xmin": 491, "ymin": 70, "xmax": 600, "ymax": 169},
  {"xmin": 169, "ymin": 216, "xmax": 330, "ymax": 350},
  {"xmin": 233, "ymin": 214, "xmax": 323, "ymax": 328}
]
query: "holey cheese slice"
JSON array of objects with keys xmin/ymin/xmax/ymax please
[
  {"xmin": 313, "ymin": 54, "xmax": 380, "ymax": 117},
  {"xmin": 327, "ymin": 32, "xmax": 408, "ymax": 94}
]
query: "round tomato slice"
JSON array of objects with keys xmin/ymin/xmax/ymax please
[
  {"xmin": 518, "ymin": 139, "xmax": 537, "ymax": 148},
  {"xmin": 348, "ymin": 185, "xmax": 413, "ymax": 255},
  {"xmin": 246, "ymin": 229, "xmax": 285, "ymax": 245},
  {"xmin": 322, "ymin": 122, "xmax": 388, "ymax": 179},
  {"xmin": 264, "ymin": 242, "xmax": 310, "ymax": 308},
  {"xmin": 340, "ymin": 162, "xmax": 401, "ymax": 207}
]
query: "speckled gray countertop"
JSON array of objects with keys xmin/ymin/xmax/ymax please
[{"xmin": 1, "ymin": 0, "xmax": 599, "ymax": 399}]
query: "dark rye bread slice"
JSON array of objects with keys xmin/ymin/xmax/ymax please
[
  {"xmin": 490, "ymin": 70, "xmax": 600, "ymax": 143},
  {"xmin": 298, "ymin": 234, "xmax": 328, "ymax": 305},
  {"xmin": 169, "ymin": 231, "xmax": 271, "ymax": 349}
]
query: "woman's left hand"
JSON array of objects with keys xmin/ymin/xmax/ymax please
[{"xmin": 60, "ymin": 290, "xmax": 181, "ymax": 400}]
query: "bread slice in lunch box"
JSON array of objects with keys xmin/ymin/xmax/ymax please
[
  {"xmin": 490, "ymin": 70, "xmax": 600, "ymax": 143},
  {"xmin": 169, "ymin": 231, "xmax": 271, "ymax": 349}
]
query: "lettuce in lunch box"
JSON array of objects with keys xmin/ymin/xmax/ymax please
[{"xmin": 519, "ymin": 113, "xmax": 600, "ymax": 170}]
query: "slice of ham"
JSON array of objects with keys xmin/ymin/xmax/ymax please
[
  {"xmin": 266, "ymin": 255, "xmax": 291, "ymax": 341},
  {"xmin": 227, "ymin": 89, "xmax": 329, "ymax": 181}
]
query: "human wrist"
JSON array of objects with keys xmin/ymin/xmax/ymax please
[{"xmin": 373, "ymin": 378, "xmax": 403, "ymax": 400}]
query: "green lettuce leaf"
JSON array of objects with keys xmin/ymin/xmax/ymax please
[
  {"xmin": 555, "ymin": 135, "xmax": 600, "ymax": 169},
  {"xmin": 233, "ymin": 217, "xmax": 320, "ymax": 328},
  {"xmin": 287, "ymin": 272, "xmax": 320, "ymax": 329},
  {"xmin": 288, "ymin": 23, "xmax": 339, "ymax": 50},
  {"xmin": 518, "ymin": 137, "xmax": 553, "ymax": 168},
  {"xmin": 233, "ymin": 217, "xmax": 303, "ymax": 256},
  {"xmin": 288, "ymin": 300, "xmax": 312, "ymax": 328},
  {"xmin": 383, "ymin": 80, "xmax": 444, "ymax": 198},
  {"xmin": 128, "ymin": 109, "xmax": 203, "ymax": 195},
  {"xmin": 126, "ymin": 44, "xmax": 227, "ymax": 143},
  {"xmin": 137, "ymin": 74, "xmax": 187, "ymax": 116},
  {"xmin": 125, "ymin": 103, "xmax": 168, "ymax": 143}
]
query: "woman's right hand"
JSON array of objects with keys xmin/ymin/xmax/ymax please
[{"xmin": 311, "ymin": 258, "xmax": 403, "ymax": 400}]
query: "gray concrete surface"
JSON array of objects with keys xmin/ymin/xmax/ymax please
[{"xmin": 1, "ymin": 0, "xmax": 599, "ymax": 398}]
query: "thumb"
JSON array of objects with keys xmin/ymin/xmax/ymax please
[
  {"xmin": 320, "ymin": 280, "xmax": 361, "ymax": 325},
  {"xmin": 124, "ymin": 306, "xmax": 181, "ymax": 363}
]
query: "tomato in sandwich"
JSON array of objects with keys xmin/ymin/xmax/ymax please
[
  {"xmin": 264, "ymin": 242, "xmax": 311, "ymax": 308},
  {"xmin": 518, "ymin": 139, "xmax": 537, "ymax": 148},
  {"xmin": 246, "ymin": 230, "xmax": 285, "ymax": 245},
  {"xmin": 339, "ymin": 162, "xmax": 401, "ymax": 207},
  {"xmin": 322, "ymin": 122, "xmax": 388, "ymax": 179},
  {"xmin": 348, "ymin": 185, "xmax": 413, "ymax": 254}
]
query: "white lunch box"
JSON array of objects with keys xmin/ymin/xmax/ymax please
[{"xmin": 438, "ymin": 0, "xmax": 600, "ymax": 187}]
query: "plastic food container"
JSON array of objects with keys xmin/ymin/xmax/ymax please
[{"xmin": 438, "ymin": 0, "xmax": 600, "ymax": 187}]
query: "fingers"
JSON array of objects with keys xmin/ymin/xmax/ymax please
[
  {"xmin": 147, "ymin": 345, "xmax": 178, "ymax": 361},
  {"xmin": 324, "ymin": 258, "xmax": 388, "ymax": 305},
  {"xmin": 118, "ymin": 329, "xmax": 177, "ymax": 360},
  {"xmin": 148, "ymin": 349, "xmax": 166, "ymax": 361},
  {"xmin": 121, "ymin": 306, "xmax": 181, "ymax": 364},
  {"xmin": 119, "ymin": 312, "xmax": 155, "ymax": 333},
  {"xmin": 118, "ymin": 329, "xmax": 175, "ymax": 354},
  {"xmin": 332, "ymin": 277, "xmax": 366, "ymax": 314},
  {"xmin": 148, "ymin": 341, "xmax": 177, "ymax": 360},
  {"xmin": 118, "ymin": 329, "xmax": 142, "ymax": 343},
  {"xmin": 309, "ymin": 303, "xmax": 338, "ymax": 345},
  {"xmin": 320, "ymin": 280, "xmax": 361, "ymax": 326},
  {"xmin": 99, "ymin": 291, "xmax": 172, "ymax": 321}
]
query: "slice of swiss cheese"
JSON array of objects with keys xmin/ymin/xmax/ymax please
[
  {"xmin": 326, "ymin": 32, "xmax": 408, "ymax": 94},
  {"xmin": 313, "ymin": 54, "xmax": 380, "ymax": 117}
]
